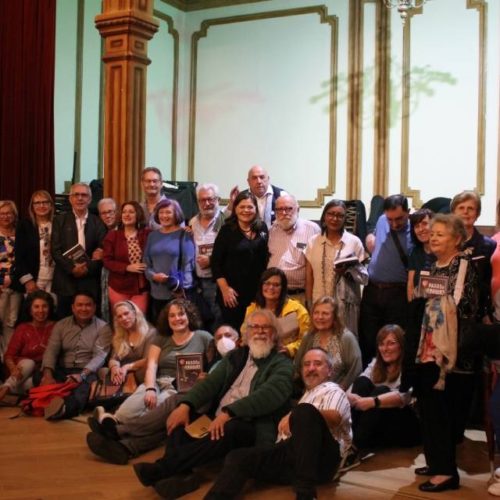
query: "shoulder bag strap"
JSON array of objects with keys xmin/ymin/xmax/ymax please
[{"xmin": 390, "ymin": 230, "xmax": 408, "ymax": 269}]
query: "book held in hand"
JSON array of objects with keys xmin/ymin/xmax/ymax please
[
  {"xmin": 418, "ymin": 272, "xmax": 448, "ymax": 298},
  {"xmin": 334, "ymin": 255, "xmax": 359, "ymax": 270},
  {"xmin": 176, "ymin": 352, "xmax": 203, "ymax": 393},
  {"xmin": 63, "ymin": 243, "xmax": 89, "ymax": 264},
  {"xmin": 185, "ymin": 414, "xmax": 212, "ymax": 439}
]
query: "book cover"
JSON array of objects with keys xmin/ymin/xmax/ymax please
[
  {"xmin": 418, "ymin": 273, "xmax": 449, "ymax": 298},
  {"xmin": 63, "ymin": 243, "xmax": 89, "ymax": 264},
  {"xmin": 334, "ymin": 255, "xmax": 359, "ymax": 270},
  {"xmin": 198, "ymin": 243, "xmax": 214, "ymax": 256},
  {"xmin": 176, "ymin": 352, "xmax": 203, "ymax": 393},
  {"xmin": 185, "ymin": 414, "xmax": 212, "ymax": 439}
]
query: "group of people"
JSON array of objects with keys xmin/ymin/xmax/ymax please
[{"xmin": 1, "ymin": 164, "xmax": 500, "ymax": 499}]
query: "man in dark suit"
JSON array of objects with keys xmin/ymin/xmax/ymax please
[
  {"xmin": 51, "ymin": 182, "xmax": 106, "ymax": 318},
  {"xmin": 227, "ymin": 166, "xmax": 286, "ymax": 228}
]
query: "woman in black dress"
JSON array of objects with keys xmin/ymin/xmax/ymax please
[{"xmin": 211, "ymin": 192, "xmax": 268, "ymax": 329}]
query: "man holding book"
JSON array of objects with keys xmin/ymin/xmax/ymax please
[
  {"xmin": 51, "ymin": 183, "xmax": 106, "ymax": 318},
  {"xmin": 132, "ymin": 309, "xmax": 293, "ymax": 498}
]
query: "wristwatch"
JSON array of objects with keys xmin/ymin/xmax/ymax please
[{"xmin": 374, "ymin": 396, "xmax": 381, "ymax": 408}]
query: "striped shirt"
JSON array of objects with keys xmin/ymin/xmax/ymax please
[
  {"xmin": 298, "ymin": 381, "xmax": 352, "ymax": 456},
  {"xmin": 268, "ymin": 218, "xmax": 320, "ymax": 289}
]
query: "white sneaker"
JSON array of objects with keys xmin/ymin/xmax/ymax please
[
  {"xmin": 494, "ymin": 468, "xmax": 500, "ymax": 482},
  {"xmin": 488, "ymin": 481, "xmax": 500, "ymax": 496},
  {"xmin": 93, "ymin": 406, "xmax": 116, "ymax": 423}
]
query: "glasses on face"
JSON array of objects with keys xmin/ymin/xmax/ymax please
[
  {"xmin": 32, "ymin": 200, "xmax": 51, "ymax": 207},
  {"xmin": 143, "ymin": 178, "xmax": 161, "ymax": 184},
  {"xmin": 0, "ymin": 212, "xmax": 14, "ymax": 218},
  {"xmin": 198, "ymin": 197, "xmax": 217, "ymax": 204},
  {"xmin": 275, "ymin": 207, "xmax": 295, "ymax": 214},
  {"xmin": 70, "ymin": 192, "xmax": 90, "ymax": 198},
  {"xmin": 325, "ymin": 212, "xmax": 345, "ymax": 220},
  {"xmin": 262, "ymin": 281, "xmax": 282, "ymax": 288},
  {"xmin": 100, "ymin": 210, "xmax": 115, "ymax": 217},
  {"xmin": 378, "ymin": 340, "xmax": 398, "ymax": 348},
  {"xmin": 247, "ymin": 324, "xmax": 273, "ymax": 333}
]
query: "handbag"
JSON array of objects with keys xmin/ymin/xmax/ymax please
[{"xmin": 87, "ymin": 372, "xmax": 138, "ymax": 410}]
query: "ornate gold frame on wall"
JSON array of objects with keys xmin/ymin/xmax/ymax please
[
  {"xmin": 188, "ymin": 5, "xmax": 338, "ymax": 208},
  {"xmin": 400, "ymin": 0, "xmax": 487, "ymax": 207},
  {"xmin": 152, "ymin": 10, "xmax": 180, "ymax": 179}
]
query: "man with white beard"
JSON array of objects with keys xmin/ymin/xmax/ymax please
[
  {"xmin": 268, "ymin": 194, "xmax": 320, "ymax": 305},
  {"xmin": 133, "ymin": 310, "xmax": 293, "ymax": 499},
  {"xmin": 204, "ymin": 348, "xmax": 353, "ymax": 500}
]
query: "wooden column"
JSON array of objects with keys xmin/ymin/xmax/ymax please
[{"xmin": 95, "ymin": 0, "xmax": 159, "ymax": 203}]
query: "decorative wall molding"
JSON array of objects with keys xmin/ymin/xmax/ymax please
[
  {"xmin": 400, "ymin": 1, "xmax": 487, "ymax": 207},
  {"xmin": 188, "ymin": 5, "xmax": 338, "ymax": 208},
  {"xmin": 152, "ymin": 10, "xmax": 180, "ymax": 179},
  {"xmin": 159, "ymin": 0, "xmax": 270, "ymax": 13},
  {"xmin": 73, "ymin": 0, "xmax": 85, "ymax": 185}
]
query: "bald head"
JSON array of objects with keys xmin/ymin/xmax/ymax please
[{"xmin": 247, "ymin": 165, "xmax": 270, "ymax": 198}]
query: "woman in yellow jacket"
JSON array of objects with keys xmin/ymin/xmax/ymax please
[{"xmin": 242, "ymin": 267, "xmax": 310, "ymax": 357}]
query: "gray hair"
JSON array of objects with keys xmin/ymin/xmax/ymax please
[
  {"xmin": 98, "ymin": 198, "xmax": 117, "ymax": 210},
  {"xmin": 243, "ymin": 309, "xmax": 281, "ymax": 345},
  {"xmin": 196, "ymin": 183, "xmax": 220, "ymax": 197}
]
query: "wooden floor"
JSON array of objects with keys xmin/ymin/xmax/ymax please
[{"xmin": 0, "ymin": 404, "xmax": 495, "ymax": 500}]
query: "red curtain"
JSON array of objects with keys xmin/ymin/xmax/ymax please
[{"xmin": 0, "ymin": 0, "xmax": 56, "ymax": 217}]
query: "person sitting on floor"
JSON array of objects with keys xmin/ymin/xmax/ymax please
[
  {"xmin": 131, "ymin": 309, "xmax": 293, "ymax": 499},
  {"xmin": 348, "ymin": 324, "xmax": 421, "ymax": 454},
  {"xmin": 0, "ymin": 290, "xmax": 55, "ymax": 402},
  {"xmin": 35, "ymin": 291, "xmax": 112, "ymax": 419},
  {"xmin": 204, "ymin": 347, "xmax": 352, "ymax": 500},
  {"xmin": 84, "ymin": 324, "xmax": 239, "ymax": 465}
]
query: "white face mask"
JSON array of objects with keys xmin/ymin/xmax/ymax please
[{"xmin": 216, "ymin": 337, "xmax": 236, "ymax": 357}]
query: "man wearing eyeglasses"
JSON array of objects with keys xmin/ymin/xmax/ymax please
[
  {"xmin": 204, "ymin": 347, "xmax": 352, "ymax": 500},
  {"xmin": 268, "ymin": 195, "xmax": 320, "ymax": 304},
  {"xmin": 359, "ymin": 194, "xmax": 413, "ymax": 366},
  {"xmin": 51, "ymin": 183, "xmax": 107, "ymax": 318},
  {"xmin": 189, "ymin": 183, "xmax": 226, "ymax": 329},
  {"xmin": 132, "ymin": 309, "xmax": 293, "ymax": 498}
]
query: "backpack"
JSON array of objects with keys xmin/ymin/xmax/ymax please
[{"xmin": 20, "ymin": 380, "xmax": 80, "ymax": 417}]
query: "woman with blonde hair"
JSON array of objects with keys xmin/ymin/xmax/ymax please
[
  {"xmin": 107, "ymin": 300, "xmax": 156, "ymax": 386},
  {"xmin": 13, "ymin": 190, "xmax": 55, "ymax": 294},
  {"xmin": 294, "ymin": 296, "xmax": 361, "ymax": 390}
]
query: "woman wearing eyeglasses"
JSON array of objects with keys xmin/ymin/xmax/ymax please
[
  {"xmin": 305, "ymin": 200, "xmax": 367, "ymax": 335},
  {"xmin": 347, "ymin": 324, "xmax": 420, "ymax": 453},
  {"xmin": 242, "ymin": 268, "xmax": 310, "ymax": 358},
  {"xmin": 12, "ymin": 191, "xmax": 56, "ymax": 299}
]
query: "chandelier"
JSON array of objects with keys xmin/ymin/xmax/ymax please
[{"xmin": 383, "ymin": 0, "xmax": 429, "ymax": 25}]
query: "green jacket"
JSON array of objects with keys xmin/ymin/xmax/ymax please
[{"xmin": 180, "ymin": 346, "xmax": 293, "ymax": 444}]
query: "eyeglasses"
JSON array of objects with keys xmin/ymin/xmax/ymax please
[
  {"xmin": 70, "ymin": 192, "xmax": 90, "ymax": 198},
  {"xmin": 262, "ymin": 281, "xmax": 282, "ymax": 288},
  {"xmin": 32, "ymin": 201, "xmax": 51, "ymax": 206},
  {"xmin": 325, "ymin": 212, "xmax": 345, "ymax": 219},
  {"xmin": 247, "ymin": 324, "xmax": 273, "ymax": 333},
  {"xmin": 378, "ymin": 340, "xmax": 398, "ymax": 348},
  {"xmin": 198, "ymin": 197, "xmax": 218, "ymax": 204},
  {"xmin": 275, "ymin": 207, "xmax": 295, "ymax": 214},
  {"xmin": 100, "ymin": 210, "xmax": 115, "ymax": 216},
  {"xmin": 0, "ymin": 212, "xmax": 15, "ymax": 217}
]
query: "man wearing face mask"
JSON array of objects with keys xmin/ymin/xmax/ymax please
[{"xmin": 268, "ymin": 195, "xmax": 320, "ymax": 305}]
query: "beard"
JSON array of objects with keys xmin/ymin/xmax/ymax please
[
  {"xmin": 248, "ymin": 336, "xmax": 274, "ymax": 359},
  {"xmin": 276, "ymin": 216, "xmax": 297, "ymax": 231}
]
